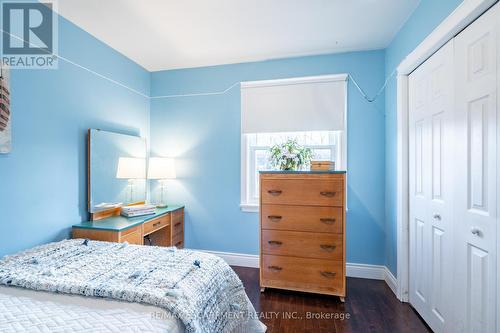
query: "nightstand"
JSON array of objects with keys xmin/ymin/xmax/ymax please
[{"xmin": 72, "ymin": 205, "xmax": 185, "ymax": 248}]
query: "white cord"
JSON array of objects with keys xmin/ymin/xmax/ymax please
[
  {"xmin": 1, "ymin": 29, "xmax": 395, "ymax": 103},
  {"xmin": 150, "ymin": 81, "xmax": 240, "ymax": 99},
  {"xmin": 0, "ymin": 29, "xmax": 150, "ymax": 98},
  {"xmin": 55, "ymin": 54, "xmax": 150, "ymax": 98},
  {"xmin": 348, "ymin": 68, "xmax": 398, "ymax": 103}
]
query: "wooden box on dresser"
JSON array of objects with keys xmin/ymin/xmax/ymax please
[{"xmin": 259, "ymin": 171, "xmax": 346, "ymax": 302}]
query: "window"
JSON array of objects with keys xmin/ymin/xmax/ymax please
[
  {"xmin": 240, "ymin": 74, "xmax": 347, "ymax": 212},
  {"xmin": 241, "ymin": 131, "xmax": 343, "ymax": 211}
]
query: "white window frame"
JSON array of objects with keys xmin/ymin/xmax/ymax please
[
  {"xmin": 241, "ymin": 131, "xmax": 347, "ymax": 213},
  {"xmin": 248, "ymin": 144, "xmax": 268, "ymax": 205},
  {"xmin": 240, "ymin": 134, "xmax": 257, "ymax": 212}
]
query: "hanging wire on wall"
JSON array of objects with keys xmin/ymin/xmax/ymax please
[
  {"xmin": 0, "ymin": 28, "xmax": 150, "ymax": 98},
  {"xmin": 149, "ymin": 69, "xmax": 399, "ymax": 103},
  {"xmin": 149, "ymin": 71, "xmax": 398, "ymax": 103},
  {"xmin": 1, "ymin": 27, "xmax": 397, "ymax": 104},
  {"xmin": 150, "ymin": 82, "xmax": 241, "ymax": 99},
  {"xmin": 349, "ymin": 67, "xmax": 398, "ymax": 103}
]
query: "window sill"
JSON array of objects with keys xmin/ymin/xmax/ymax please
[{"xmin": 240, "ymin": 203, "xmax": 259, "ymax": 213}]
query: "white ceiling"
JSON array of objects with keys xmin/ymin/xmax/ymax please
[{"xmin": 55, "ymin": 0, "xmax": 420, "ymax": 72}]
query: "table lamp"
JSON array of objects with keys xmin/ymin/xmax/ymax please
[
  {"xmin": 148, "ymin": 157, "xmax": 176, "ymax": 208},
  {"xmin": 116, "ymin": 157, "xmax": 146, "ymax": 203}
]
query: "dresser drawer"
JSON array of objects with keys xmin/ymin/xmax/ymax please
[
  {"xmin": 172, "ymin": 234, "xmax": 184, "ymax": 248},
  {"xmin": 172, "ymin": 219, "xmax": 183, "ymax": 237},
  {"xmin": 171, "ymin": 209, "xmax": 184, "ymax": 236},
  {"xmin": 172, "ymin": 208, "xmax": 184, "ymax": 222},
  {"xmin": 262, "ymin": 255, "xmax": 343, "ymax": 294},
  {"xmin": 262, "ymin": 230, "xmax": 342, "ymax": 260},
  {"xmin": 261, "ymin": 205, "xmax": 343, "ymax": 233},
  {"xmin": 120, "ymin": 226, "xmax": 142, "ymax": 245},
  {"xmin": 261, "ymin": 179, "xmax": 343, "ymax": 206},
  {"xmin": 121, "ymin": 225, "xmax": 141, "ymax": 236},
  {"xmin": 143, "ymin": 215, "xmax": 170, "ymax": 236}
]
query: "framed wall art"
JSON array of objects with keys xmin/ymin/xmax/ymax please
[{"xmin": 0, "ymin": 65, "xmax": 11, "ymax": 154}]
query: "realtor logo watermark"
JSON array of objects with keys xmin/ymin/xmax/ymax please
[{"xmin": 1, "ymin": 1, "xmax": 58, "ymax": 69}]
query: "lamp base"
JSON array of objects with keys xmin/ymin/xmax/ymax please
[{"xmin": 156, "ymin": 203, "xmax": 168, "ymax": 208}]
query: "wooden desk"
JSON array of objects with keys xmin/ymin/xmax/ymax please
[{"xmin": 72, "ymin": 205, "xmax": 185, "ymax": 248}]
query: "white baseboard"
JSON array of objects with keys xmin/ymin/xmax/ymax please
[
  {"xmin": 200, "ymin": 250, "xmax": 399, "ymax": 297},
  {"xmin": 346, "ymin": 263, "xmax": 399, "ymax": 297},
  {"xmin": 200, "ymin": 250, "xmax": 260, "ymax": 268},
  {"xmin": 346, "ymin": 263, "xmax": 386, "ymax": 279},
  {"xmin": 384, "ymin": 267, "xmax": 398, "ymax": 297}
]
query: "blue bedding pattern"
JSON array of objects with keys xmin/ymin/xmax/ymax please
[{"xmin": 0, "ymin": 239, "xmax": 255, "ymax": 333}]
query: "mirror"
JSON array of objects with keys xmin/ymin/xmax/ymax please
[{"xmin": 88, "ymin": 129, "xmax": 147, "ymax": 213}]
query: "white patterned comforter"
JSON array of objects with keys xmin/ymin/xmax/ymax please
[
  {"xmin": 0, "ymin": 287, "xmax": 266, "ymax": 333},
  {"xmin": 0, "ymin": 286, "xmax": 182, "ymax": 333},
  {"xmin": 0, "ymin": 240, "xmax": 266, "ymax": 333}
]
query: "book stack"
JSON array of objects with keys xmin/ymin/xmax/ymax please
[
  {"xmin": 310, "ymin": 160, "xmax": 336, "ymax": 171},
  {"xmin": 121, "ymin": 204, "xmax": 156, "ymax": 218}
]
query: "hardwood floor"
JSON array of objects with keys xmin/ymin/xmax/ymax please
[{"xmin": 232, "ymin": 266, "xmax": 431, "ymax": 333}]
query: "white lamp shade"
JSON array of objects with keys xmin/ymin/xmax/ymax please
[
  {"xmin": 116, "ymin": 157, "xmax": 146, "ymax": 179},
  {"xmin": 148, "ymin": 157, "xmax": 176, "ymax": 179}
]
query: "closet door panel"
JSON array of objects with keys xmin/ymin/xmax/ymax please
[
  {"xmin": 409, "ymin": 40, "xmax": 454, "ymax": 333},
  {"xmin": 454, "ymin": 3, "xmax": 499, "ymax": 332},
  {"xmin": 497, "ymin": 3, "xmax": 500, "ymax": 329},
  {"xmin": 468, "ymin": 245, "xmax": 490, "ymax": 333},
  {"xmin": 409, "ymin": 72, "xmax": 432, "ymax": 313},
  {"xmin": 431, "ymin": 226, "xmax": 445, "ymax": 323}
]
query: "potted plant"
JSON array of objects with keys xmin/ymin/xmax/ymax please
[{"xmin": 269, "ymin": 139, "xmax": 313, "ymax": 171}]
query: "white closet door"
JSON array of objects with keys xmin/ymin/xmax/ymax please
[
  {"xmin": 453, "ymin": 3, "xmax": 499, "ymax": 333},
  {"xmin": 409, "ymin": 40, "xmax": 454, "ymax": 333}
]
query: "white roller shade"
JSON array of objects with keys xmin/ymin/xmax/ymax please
[{"xmin": 241, "ymin": 74, "xmax": 347, "ymax": 133}]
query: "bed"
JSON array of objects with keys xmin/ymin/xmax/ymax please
[{"xmin": 0, "ymin": 239, "xmax": 266, "ymax": 333}]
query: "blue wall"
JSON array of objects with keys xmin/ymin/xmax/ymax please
[
  {"xmin": 0, "ymin": 0, "xmax": 469, "ymax": 271},
  {"xmin": 0, "ymin": 13, "xmax": 150, "ymax": 257},
  {"xmin": 384, "ymin": 0, "xmax": 464, "ymax": 274},
  {"xmin": 150, "ymin": 51, "xmax": 387, "ymax": 265}
]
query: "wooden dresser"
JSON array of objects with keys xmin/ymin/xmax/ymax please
[
  {"xmin": 72, "ymin": 205, "xmax": 185, "ymax": 248},
  {"xmin": 259, "ymin": 171, "xmax": 346, "ymax": 301}
]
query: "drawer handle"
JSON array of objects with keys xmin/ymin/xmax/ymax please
[
  {"xmin": 320, "ymin": 244, "xmax": 337, "ymax": 251},
  {"xmin": 320, "ymin": 191, "xmax": 336, "ymax": 197},
  {"xmin": 268, "ymin": 266, "xmax": 283, "ymax": 272},
  {"xmin": 175, "ymin": 222, "xmax": 181, "ymax": 227},
  {"xmin": 268, "ymin": 215, "xmax": 282, "ymax": 222},
  {"xmin": 267, "ymin": 190, "xmax": 282, "ymax": 196},
  {"xmin": 153, "ymin": 222, "xmax": 161, "ymax": 227},
  {"xmin": 320, "ymin": 218, "xmax": 336, "ymax": 224},
  {"xmin": 268, "ymin": 240, "xmax": 283, "ymax": 246},
  {"xmin": 320, "ymin": 271, "xmax": 336, "ymax": 278}
]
